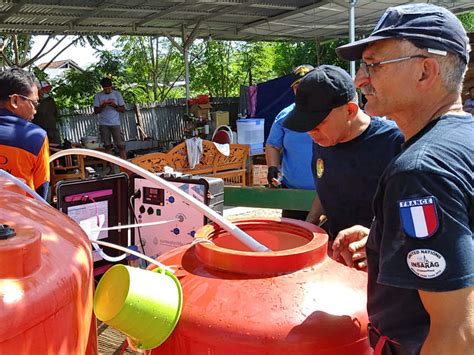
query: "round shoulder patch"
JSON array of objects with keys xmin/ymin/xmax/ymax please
[{"xmin": 406, "ymin": 249, "xmax": 446, "ymax": 279}]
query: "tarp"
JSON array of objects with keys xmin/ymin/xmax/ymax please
[{"xmin": 253, "ymin": 74, "xmax": 294, "ymax": 142}]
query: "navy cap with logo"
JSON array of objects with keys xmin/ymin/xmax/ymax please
[
  {"xmin": 283, "ymin": 65, "xmax": 356, "ymax": 132},
  {"xmin": 336, "ymin": 4, "xmax": 469, "ymax": 63}
]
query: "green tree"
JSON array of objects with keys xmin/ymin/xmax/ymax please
[
  {"xmin": 189, "ymin": 40, "xmax": 277, "ymax": 96},
  {"xmin": 0, "ymin": 34, "xmax": 33, "ymax": 69},
  {"xmin": 117, "ymin": 36, "xmax": 184, "ymax": 102},
  {"xmin": 189, "ymin": 40, "xmax": 236, "ymax": 97},
  {"xmin": 51, "ymin": 49, "xmax": 132, "ymax": 109},
  {"xmin": 0, "ymin": 34, "xmax": 105, "ymax": 70},
  {"xmin": 273, "ymin": 41, "xmax": 317, "ymax": 76},
  {"xmin": 273, "ymin": 39, "xmax": 347, "ymax": 76},
  {"xmin": 52, "ymin": 67, "xmax": 102, "ymax": 109},
  {"xmin": 458, "ymin": 11, "xmax": 474, "ymax": 32},
  {"xmin": 235, "ymin": 41, "xmax": 276, "ymax": 86}
]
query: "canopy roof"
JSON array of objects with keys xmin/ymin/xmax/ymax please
[{"xmin": 1, "ymin": 1, "xmax": 473, "ymax": 42}]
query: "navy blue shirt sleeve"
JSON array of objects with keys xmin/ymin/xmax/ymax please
[{"xmin": 377, "ymin": 170, "xmax": 473, "ymax": 291}]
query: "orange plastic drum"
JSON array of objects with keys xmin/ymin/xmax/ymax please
[
  {"xmin": 0, "ymin": 178, "xmax": 97, "ymax": 354},
  {"xmin": 0, "ymin": 178, "xmax": 26, "ymax": 195},
  {"xmin": 150, "ymin": 217, "xmax": 371, "ymax": 355}
]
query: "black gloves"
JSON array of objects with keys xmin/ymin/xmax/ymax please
[{"xmin": 267, "ymin": 166, "xmax": 280, "ymax": 187}]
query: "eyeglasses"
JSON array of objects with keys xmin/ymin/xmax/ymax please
[
  {"xmin": 359, "ymin": 55, "xmax": 427, "ymax": 78},
  {"xmin": 10, "ymin": 94, "xmax": 39, "ymax": 108}
]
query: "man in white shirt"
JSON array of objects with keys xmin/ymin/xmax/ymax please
[{"xmin": 93, "ymin": 77, "xmax": 126, "ymax": 159}]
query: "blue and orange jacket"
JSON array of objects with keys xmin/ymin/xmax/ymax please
[{"xmin": 0, "ymin": 108, "xmax": 50, "ymax": 198}]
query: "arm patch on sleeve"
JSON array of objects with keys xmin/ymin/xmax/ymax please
[{"xmin": 398, "ymin": 196, "xmax": 439, "ymax": 239}]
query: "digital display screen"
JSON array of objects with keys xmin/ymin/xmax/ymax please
[{"xmin": 143, "ymin": 186, "xmax": 165, "ymax": 206}]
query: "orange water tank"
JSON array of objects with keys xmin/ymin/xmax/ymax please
[
  {"xmin": 0, "ymin": 178, "xmax": 27, "ymax": 195},
  {"xmin": 0, "ymin": 179, "xmax": 97, "ymax": 354},
  {"xmin": 150, "ymin": 217, "xmax": 372, "ymax": 355}
]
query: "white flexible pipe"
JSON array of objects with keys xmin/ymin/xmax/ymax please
[
  {"xmin": 92, "ymin": 239, "xmax": 173, "ymax": 273},
  {"xmin": 50, "ymin": 149, "xmax": 271, "ymax": 252},
  {"xmin": 89, "ymin": 218, "xmax": 178, "ymax": 232},
  {"xmin": 0, "ymin": 169, "xmax": 48, "ymax": 205},
  {"xmin": 91, "ymin": 241, "xmax": 128, "ymax": 263},
  {"xmin": 88, "ymin": 219, "xmax": 178, "ymax": 262}
]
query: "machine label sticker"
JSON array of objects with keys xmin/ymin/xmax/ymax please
[
  {"xmin": 316, "ymin": 158, "xmax": 324, "ymax": 178},
  {"xmin": 398, "ymin": 196, "xmax": 438, "ymax": 239},
  {"xmin": 407, "ymin": 249, "xmax": 446, "ymax": 279}
]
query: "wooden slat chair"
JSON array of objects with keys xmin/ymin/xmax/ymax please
[
  {"xmin": 130, "ymin": 140, "xmax": 249, "ymax": 186},
  {"xmin": 50, "ymin": 147, "xmax": 86, "ymax": 191}
]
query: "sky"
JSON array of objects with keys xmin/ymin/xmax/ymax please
[{"xmin": 32, "ymin": 35, "xmax": 117, "ymax": 69}]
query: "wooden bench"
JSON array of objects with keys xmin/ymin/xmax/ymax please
[{"xmin": 130, "ymin": 140, "xmax": 249, "ymax": 186}]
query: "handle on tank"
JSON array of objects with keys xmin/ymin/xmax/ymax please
[{"xmin": 49, "ymin": 149, "xmax": 271, "ymax": 252}]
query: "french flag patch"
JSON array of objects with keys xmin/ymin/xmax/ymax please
[{"xmin": 398, "ymin": 196, "xmax": 439, "ymax": 239}]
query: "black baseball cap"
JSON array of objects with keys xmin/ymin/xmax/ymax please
[
  {"xmin": 283, "ymin": 65, "xmax": 356, "ymax": 132},
  {"xmin": 336, "ymin": 4, "xmax": 469, "ymax": 64},
  {"xmin": 290, "ymin": 64, "xmax": 314, "ymax": 88}
]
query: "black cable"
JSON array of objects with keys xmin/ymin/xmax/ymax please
[{"xmin": 129, "ymin": 190, "xmax": 148, "ymax": 267}]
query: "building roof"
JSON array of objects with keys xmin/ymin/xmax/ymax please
[
  {"xmin": 0, "ymin": 1, "xmax": 472, "ymax": 42},
  {"xmin": 37, "ymin": 59, "xmax": 82, "ymax": 70}
]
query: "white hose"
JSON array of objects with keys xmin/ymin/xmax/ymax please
[
  {"xmin": 92, "ymin": 241, "xmax": 128, "ymax": 263},
  {"xmin": 89, "ymin": 218, "xmax": 178, "ymax": 232},
  {"xmin": 88, "ymin": 219, "xmax": 178, "ymax": 262},
  {"xmin": 92, "ymin": 239, "xmax": 173, "ymax": 273},
  {"xmin": 0, "ymin": 169, "xmax": 48, "ymax": 205},
  {"xmin": 50, "ymin": 148, "xmax": 271, "ymax": 252}
]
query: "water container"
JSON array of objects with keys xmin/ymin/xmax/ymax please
[
  {"xmin": 149, "ymin": 217, "xmax": 371, "ymax": 355},
  {"xmin": 81, "ymin": 135, "xmax": 101, "ymax": 149},
  {"xmin": 248, "ymin": 143, "xmax": 264, "ymax": 155},
  {"xmin": 0, "ymin": 176, "xmax": 96, "ymax": 354},
  {"xmin": 236, "ymin": 118, "xmax": 264, "ymax": 144}
]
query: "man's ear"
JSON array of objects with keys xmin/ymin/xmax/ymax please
[
  {"xmin": 418, "ymin": 58, "xmax": 439, "ymax": 90},
  {"xmin": 8, "ymin": 95, "xmax": 19, "ymax": 109},
  {"xmin": 346, "ymin": 101, "xmax": 359, "ymax": 118}
]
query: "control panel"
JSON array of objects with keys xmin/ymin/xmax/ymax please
[{"xmin": 132, "ymin": 177, "xmax": 210, "ymax": 259}]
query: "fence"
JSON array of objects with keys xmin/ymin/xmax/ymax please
[{"xmin": 58, "ymin": 97, "xmax": 240, "ymax": 150}]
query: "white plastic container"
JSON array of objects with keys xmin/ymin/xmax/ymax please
[
  {"xmin": 81, "ymin": 136, "xmax": 101, "ymax": 149},
  {"xmin": 236, "ymin": 119, "xmax": 264, "ymax": 145}
]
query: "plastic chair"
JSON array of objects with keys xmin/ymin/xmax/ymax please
[{"xmin": 211, "ymin": 125, "xmax": 233, "ymax": 144}]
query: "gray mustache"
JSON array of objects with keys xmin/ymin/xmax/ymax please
[{"xmin": 361, "ymin": 85, "xmax": 375, "ymax": 96}]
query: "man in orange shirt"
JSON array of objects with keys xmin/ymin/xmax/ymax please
[{"xmin": 0, "ymin": 68, "xmax": 50, "ymax": 199}]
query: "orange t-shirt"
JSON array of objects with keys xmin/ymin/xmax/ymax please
[{"xmin": 0, "ymin": 108, "xmax": 50, "ymax": 198}]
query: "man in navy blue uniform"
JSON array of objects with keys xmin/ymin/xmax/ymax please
[
  {"xmin": 333, "ymin": 4, "xmax": 473, "ymax": 354},
  {"xmin": 283, "ymin": 65, "xmax": 403, "ymax": 241}
]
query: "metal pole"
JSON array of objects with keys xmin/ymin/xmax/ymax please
[
  {"xmin": 315, "ymin": 36, "xmax": 320, "ymax": 66},
  {"xmin": 182, "ymin": 25, "xmax": 190, "ymax": 113},
  {"xmin": 349, "ymin": 0, "xmax": 357, "ymax": 79},
  {"xmin": 184, "ymin": 48, "xmax": 190, "ymax": 105}
]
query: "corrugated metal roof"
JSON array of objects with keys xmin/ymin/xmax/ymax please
[{"xmin": 0, "ymin": 1, "xmax": 472, "ymax": 41}]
